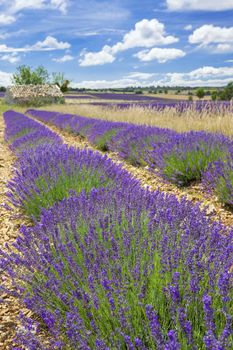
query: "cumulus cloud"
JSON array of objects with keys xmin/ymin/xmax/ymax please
[
  {"xmin": 189, "ymin": 25, "xmax": 233, "ymax": 45},
  {"xmin": 9, "ymin": 0, "xmax": 69, "ymax": 14},
  {"xmin": 134, "ymin": 47, "xmax": 186, "ymax": 63},
  {"xmin": 79, "ymin": 46, "xmax": 115, "ymax": 66},
  {"xmin": 0, "ymin": 14, "xmax": 16, "ymax": 25},
  {"xmin": 52, "ymin": 54, "xmax": 74, "ymax": 63},
  {"xmin": 0, "ymin": 70, "xmax": 12, "ymax": 86},
  {"xmin": 189, "ymin": 25, "xmax": 233, "ymax": 53},
  {"xmin": 0, "ymin": 36, "xmax": 70, "ymax": 53},
  {"xmin": 184, "ymin": 24, "xmax": 192, "ymax": 31},
  {"xmin": 213, "ymin": 43, "xmax": 233, "ymax": 53},
  {"xmin": 0, "ymin": 52, "xmax": 20, "ymax": 64},
  {"xmin": 32, "ymin": 36, "xmax": 70, "ymax": 50},
  {"xmin": 125, "ymin": 72, "xmax": 156, "ymax": 80},
  {"xmin": 72, "ymin": 78, "xmax": 143, "ymax": 89},
  {"xmin": 79, "ymin": 19, "xmax": 179, "ymax": 66},
  {"xmin": 166, "ymin": 0, "xmax": 233, "ymax": 11},
  {"xmin": 72, "ymin": 65, "xmax": 233, "ymax": 89},
  {"xmin": 188, "ymin": 65, "xmax": 233, "ymax": 78},
  {"xmin": 110, "ymin": 19, "xmax": 178, "ymax": 54},
  {"xmin": 157, "ymin": 66, "xmax": 233, "ymax": 86},
  {"xmin": 50, "ymin": 0, "xmax": 69, "ymax": 14},
  {"xmin": 0, "ymin": 0, "xmax": 69, "ymax": 26}
]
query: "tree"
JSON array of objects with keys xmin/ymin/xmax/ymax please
[
  {"xmin": 218, "ymin": 82, "xmax": 233, "ymax": 101},
  {"xmin": 52, "ymin": 72, "xmax": 70, "ymax": 93},
  {"xmin": 12, "ymin": 65, "xmax": 49, "ymax": 85},
  {"xmin": 196, "ymin": 88, "xmax": 205, "ymax": 99},
  {"xmin": 211, "ymin": 90, "xmax": 218, "ymax": 101}
]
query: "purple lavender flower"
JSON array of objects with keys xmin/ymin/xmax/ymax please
[{"xmin": 164, "ymin": 330, "xmax": 181, "ymax": 350}]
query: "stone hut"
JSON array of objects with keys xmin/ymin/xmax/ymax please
[{"xmin": 5, "ymin": 84, "xmax": 64, "ymax": 105}]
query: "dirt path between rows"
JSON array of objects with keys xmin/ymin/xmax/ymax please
[
  {"xmin": 31, "ymin": 117, "xmax": 233, "ymax": 227},
  {"xmin": 0, "ymin": 116, "xmax": 31, "ymax": 349}
]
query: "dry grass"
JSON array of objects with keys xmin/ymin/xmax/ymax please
[
  {"xmin": 0, "ymin": 100, "xmax": 25, "ymax": 115},
  {"xmin": 40, "ymin": 102, "xmax": 233, "ymax": 136}
]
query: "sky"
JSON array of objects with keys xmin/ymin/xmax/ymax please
[{"xmin": 0, "ymin": 0, "xmax": 233, "ymax": 88}]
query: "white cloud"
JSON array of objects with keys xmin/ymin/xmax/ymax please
[
  {"xmin": 0, "ymin": 70, "xmax": 12, "ymax": 86},
  {"xmin": 225, "ymin": 59, "xmax": 233, "ymax": 62},
  {"xmin": 189, "ymin": 25, "xmax": 233, "ymax": 45},
  {"xmin": 52, "ymin": 54, "xmax": 74, "ymax": 63},
  {"xmin": 50, "ymin": 0, "xmax": 69, "ymax": 14},
  {"xmin": 0, "ymin": 52, "xmax": 20, "ymax": 64},
  {"xmin": 9, "ymin": 0, "xmax": 69, "ymax": 14},
  {"xmin": 0, "ymin": 0, "xmax": 69, "ymax": 27},
  {"xmin": 72, "ymin": 65, "xmax": 233, "ymax": 89},
  {"xmin": 9, "ymin": 0, "xmax": 46, "ymax": 12},
  {"xmin": 126, "ymin": 72, "xmax": 156, "ymax": 80},
  {"xmin": 188, "ymin": 66, "xmax": 233, "ymax": 78},
  {"xmin": 111, "ymin": 19, "xmax": 178, "ymax": 54},
  {"xmin": 212, "ymin": 43, "xmax": 233, "ymax": 53},
  {"xmin": 0, "ymin": 14, "xmax": 16, "ymax": 25},
  {"xmin": 79, "ymin": 46, "xmax": 115, "ymax": 66},
  {"xmin": 189, "ymin": 25, "xmax": 233, "ymax": 53},
  {"xmin": 32, "ymin": 36, "xmax": 70, "ymax": 50},
  {"xmin": 0, "ymin": 36, "xmax": 70, "ymax": 53},
  {"xmin": 166, "ymin": 0, "xmax": 233, "ymax": 11},
  {"xmin": 134, "ymin": 47, "xmax": 186, "ymax": 63},
  {"xmin": 79, "ymin": 19, "xmax": 179, "ymax": 67},
  {"xmin": 156, "ymin": 66, "xmax": 233, "ymax": 86},
  {"xmin": 184, "ymin": 24, "xmax": 192, "ymax": 31},
  {"xmin": 157, "ymin": 76, "xmax": 233, "ymax": 87},
  {"xmin": 72, "ymin": 78, "xmax": 143, "ymax": 89}
]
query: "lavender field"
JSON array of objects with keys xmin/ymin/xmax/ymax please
[
  {"xmin": 0, "ymin": 108, "xmax": 232, "ymax": 350},
  {"xmin": 28, "ymin": 108, "xmax": 233, "ymax": 206},
  {"xmin": 1, "ymin": 1, "xmax": 233, "ymax": 348}
]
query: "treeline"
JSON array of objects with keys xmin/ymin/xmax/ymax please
[
  {"xmin": 69, "ymin": 83, "xmax": 233, "ymax": 100},
  {"xmin": 210, "ymin": 83, "xmax": 233, "ymax": 101}
]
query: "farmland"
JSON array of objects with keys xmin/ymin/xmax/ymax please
[
  {"xmin": 1, "ymin": 0, "xmax": 233, "ymax": 347},
  {"xmin": 49, "ymin": 96, "xmax": 233, "ymax": 136},
  {"xmin": 0, "ymin": 93, "xmax": 233, "ymax": 349}
]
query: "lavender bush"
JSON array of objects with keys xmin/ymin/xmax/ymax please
[
  {"xmin": 4, "ymin": 110, "xmax": 62, "ymax": 154},
  {"xmin": 1, "ymin": 110, "xmax": 233, "ymax": 349},
  {"xmin": 6, "ymin": 143, "xmax": 139, "ymax": 219},
  {"xmin": 108, "ymin": 125, "xmax": 177, "ymax": 167},
  {"xmin": 148, "ymin": 131, "xmax": 232, "ymax": 186},
  {"xmin": 4, "ymin": 111, "xmax": 139, "ymax": 219},
  {"xmin": 27, "ymin": 109, "xmax": 128, "ymax": 151},
  {"xmin": 27, "ymin": 110, "xmax": 233, "ymax": 197},
  {"xmin": 1, "ymin": 188, "xmax": 232, "ymax": 349},
  {"xmin": 203, "ymin": 158, "xmax": 233, "ymax": 208}
]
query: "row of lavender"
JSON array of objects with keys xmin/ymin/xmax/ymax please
[
  {"xmin": 64, "ymin": 93, "xmax": 233, "ymax": 113},
  {"xmin": 86, "ymin": 101, "xmax": 233, "ymax": 113},
  {"xmin": 65, "ymin": 92, "xmax": 171, "ymax": 101},
  {"xmin": 27, "ymin": 109, "xmax": 233, "ymax": 208},
  {"xmin": 1, "ymin": 110, "xmax": 232, "ymax": 349}
]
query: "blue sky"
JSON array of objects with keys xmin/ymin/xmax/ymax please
[{"xmin": 0, "ymin": 0, "xmax": 233, "ymax": 87}]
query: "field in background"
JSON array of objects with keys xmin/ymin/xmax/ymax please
[
  {"xmin": 144, "ymin": 93, "xmax": 211, "ymax": 101},
  {"xmin": 1, "ymin": 91, "xmax": 232, "ymax": 136},
  {"xmin": 41, "ymin": 101, "xmax": 233, "ymax": 136}
]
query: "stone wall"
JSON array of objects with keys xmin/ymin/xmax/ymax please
[{"xmin": 5, "ymin": 84, "xmax": 64, "ymax": 105}]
